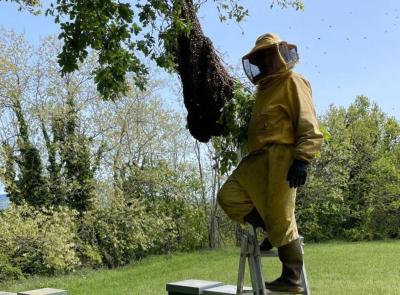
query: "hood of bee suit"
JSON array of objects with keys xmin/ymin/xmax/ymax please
[
  {"xmin": 242, "ymin": 33, "xmax": 299, "ymax": 84},
  {"xmin": 243, "ymin": 33, "xmax": 282, "ymax": 59}
]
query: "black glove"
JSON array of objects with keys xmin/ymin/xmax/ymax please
[{"xmin": 286, "ymin": 159, "xmax": 308, "ymax": 188}]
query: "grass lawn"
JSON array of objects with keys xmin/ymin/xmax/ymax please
[{"xmin": 1, "ymin": 240, "xmax": 399, "ymax": 294}]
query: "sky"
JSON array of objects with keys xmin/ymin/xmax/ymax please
[
  {"xmin": 197, "ymin": 0, "xmax": 400, "ymax": 118},
  {"xmin": 1, "ymin": 0, "xmax": 400, "ymax": 193}
]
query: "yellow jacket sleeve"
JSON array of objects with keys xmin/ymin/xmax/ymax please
[{"xmin": 287, "ymin": 74, "xmax": 323, "ymax": 163}]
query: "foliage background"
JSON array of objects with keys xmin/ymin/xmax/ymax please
[{"xmin": 0, "ymin": 0, "xmax": 399, "ymax": 282}]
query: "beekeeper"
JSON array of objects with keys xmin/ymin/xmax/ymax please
[{"xmin": 217, "ymin": 33, "xmax": 323, "ymax": 292}]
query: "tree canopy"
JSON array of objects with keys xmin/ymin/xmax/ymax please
[
  {"xmin": 4, "ymin": 0, "xmax": 304, "ymax": 100},
  {"xmin": 3, "ymin": 0, "xmax": 305, "ymax": 142}
]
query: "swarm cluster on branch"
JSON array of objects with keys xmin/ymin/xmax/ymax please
[{"xmin": 174, "ymin": 0, "xmax": 234, "ymax": 142}]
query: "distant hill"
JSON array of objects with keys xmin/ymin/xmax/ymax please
[{"xmin": 0, "ymin": 194, "xmax": 9, "ymax": 210}]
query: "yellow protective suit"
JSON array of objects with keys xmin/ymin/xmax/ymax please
[{"xmin": 217, "ymin": 70, "xmax": 323, "ymax": 247}]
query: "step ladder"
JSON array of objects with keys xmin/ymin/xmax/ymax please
[{"xmin": 236, "ymin": 226, "xmax": 310, "ymax": 295}]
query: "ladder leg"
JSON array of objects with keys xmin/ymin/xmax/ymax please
[
  {"xmin": 250, "ymin": 253, "xmax": 266, "ymax": 294},
  {"xmin": 300, "ymin": 237, "xmax": 311, "ymax": 295},
  {"xmin": 247, "ymin": 228, "xmax": 259, "ymax": 295},
  {"xmin": 253, "ymin": 243, "xmax": 266, "ymax": 295},
  {"xmin": 301, "ymin": 262, "xmax": 311, "ymax": 295},
  {"xmin": 248, "ymin": 252, "xmax": 260, "ymax": 295},
  {"xmin": 237, "ymin": 235, "xmax": 248, "ymax": 295},
  {"xmin": 248, "ymin": 228, "xmax": 266, "ymax": 295}
]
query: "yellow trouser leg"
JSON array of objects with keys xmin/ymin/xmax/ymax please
[
  {"xmin": 217, "ymin": 175, "xmax": 254, "ymax": 224},
  {"xmin": 217, "ymin": 145, "xmax": 299, "ymax": 248}
]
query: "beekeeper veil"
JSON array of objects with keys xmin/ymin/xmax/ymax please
[{"xmin": 242, "ymin": 33, "xmax": 299, "ymax": 84}]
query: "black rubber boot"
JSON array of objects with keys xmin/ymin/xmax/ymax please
[
  {"xmin": 265, "ymin": 238, "xmax": 304, "ymax": 293},
  {"xmin": 259, "ymin": 237, "xmax": 273, "ymax": 252},
  {"xmin": 243, "ymin": 208, "xmax": 265, "ymax": 230}
]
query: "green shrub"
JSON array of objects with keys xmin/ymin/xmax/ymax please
[
  {"xmin": 0, "ymin": 196, "xmax": 209, "ymax": 281},
  {"xmin": 0, "ymin": 251, "xmax": 24, "ymax": 281},
  {"xmin": 156, "ymin": 200, "xmax": 208, "ymax": 252},
  {"xmin": 77, "ymin": 197, "xmax": 177, "ymax": 268},
  {"xmin": 0, "ymin": 203, "xmax": 79, "ymax": 280}
]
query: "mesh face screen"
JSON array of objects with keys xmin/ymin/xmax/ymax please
[
  {"xmin": 243, "ymin": 46, "xmax": 283, "ymax": 83},
  {"xmin": 279, "ymin": 43, "xmax": 299, "ymax": 67}
]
